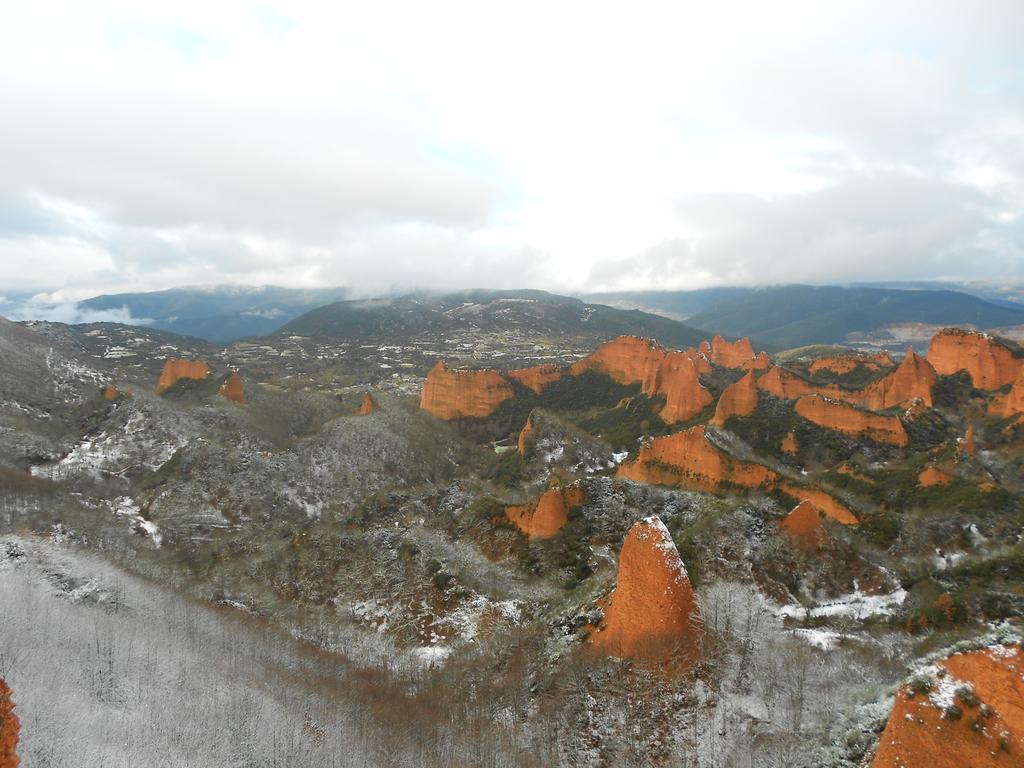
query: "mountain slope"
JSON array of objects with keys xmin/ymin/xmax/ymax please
[
  {"xmin": 686, "ymin": 285, "xmax": 1024, "ymax": 347},
  {"xmin": 578, "ymin": 287, "xmax": 755, "ymax": 320},
  {"xmin": 281, "ymin": 289, "xmax": 711, "ymax": 348},
  {"xmin": 77, "ymin": 285, "xmax": 349, "ymax": 341}
]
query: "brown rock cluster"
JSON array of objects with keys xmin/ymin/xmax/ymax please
[
  {"xmin": 218, "ymin": 370, "xmax": 246, "ymax": 405},
  {"xmin": 419, "ymin": 361, "xmax": 514, "ymax": 420},
  {"xmin": 617, "ymin": 426, "xmax": 776, "ymax": 492},
  {"xmin": 794, "ymin": 394, "xmax": 908, "ymax": 446},
  {"xmin": 357, "ymin": 392, "xmax": 378, "ymax": 415},
  {"xmin": 508, "ymin": 364, "xmax": 566, "ymax": 394},
  {"xmin": 712, "ymin": 371, "xmax": 758, "ymax": 426},
  {"xmin": 505, "ymin": 483, "xmax": 585, "ymax": 539},
  {"xmin": 571, "ymin": 336, "xmax": 712, "ymax": 424},
  {"xmin": 589, "ymin": 516, "xmax": 702, "ymax": 665},
  {"xmin": 872, "ymin": 644, "xmax": 1024, "ymax": 768},
  {"xmin": 155, "ymin": 359, "xmax": 211, "ymax": 394},
  {"xmin": 928, "ymin": 328, "xmax": 1023, "ymax": 390},
  {"xmin": 991, "ymin": 367, "xmax": 1024, "ymax": 419},
  {"xmin": 779, "ymin": 500, "xmax": 827, "ymax": 550},
  {"xmin": 858, "ymin": 348, "xmax": 936, "ymax": 410},
  {"xmin": 0, "ymin": 678, "xmax": 17, "ymax": 768}
]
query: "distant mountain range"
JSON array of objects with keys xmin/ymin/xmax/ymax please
[
  {"xmin": 76, "ymin": 285, "xmax": 350, "ymax": 341},
  {"xmin": 280, "ymin": 289, "xmax": 711, "ymax": 348}
]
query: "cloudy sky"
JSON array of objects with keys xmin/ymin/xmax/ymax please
[{"xmin": 1, "ymin": 0, "xmax": 1022, "ymax": 306}]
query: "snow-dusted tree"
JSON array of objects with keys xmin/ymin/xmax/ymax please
[{"xmin": 0, "ymin": 678, "xmax": 18, "ymax": 768}]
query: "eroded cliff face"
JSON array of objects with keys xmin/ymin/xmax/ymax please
[
  {"xmin": 419, "ymin": 361, "xmax": 514, "ymax": 420},
  {"xmin": 155, "ymin": 359, "xmax": 211, "ymax": 394},
  {"xmin": 219, "ymin": 371, "xmax": 246, "ymax": 405},
  {"xmin": 757, "ymin": 366, "xmax": 844, "ymax": 401},
  {"xmin": 570, "ymin": 336, "xmax": 712, "ymax": 424},
  {"xmin": 859, "ymin": 348, "xmax": 937, "ymax": 410},
  {"xmin": 517, "ymin": 412, "xmax": 537, "ymax": 456},
  {"xmin": 779, "ymin": 482, "xmax": 859, "ymax": 525},
  {"xmin": 707, "ymin": 335, "xmax": 767, "ymax": 370},
  {"xmin": 508, "ymin": 364, "xmax": 566, "ymax": 394},
  {"xmin": 618, "ymin": 426, "xmax": 777, "ymax": 492},
  {"xmin": 357, "ymin": 392, "xmax": 378, "ymax": 415},
  {"xmin": 795, "ymin": 394, "xmax": 908, "ymax": 446},
  {"xmin": 872, "ymin": 644, "xmax": 1024, "ymax": 768},
  {"xmin": 712, "ymin": 371, "xmax": 758, "ymax": 426},
  {"xmin": 589, "ymin": 516, "xmax": 701, "ymax": 665},
  {"xmin": 918, "ymin": 466, "xmax": 954, "ymax": 487},
  {"xmin": 808, "ymin": 352, "xmax": 895, "ymax": 375},
  {"xmin": 991, "ymin": 367, "xmax": 1024, "ymax": 418},
  {"xmin": 928, "ymin": 329, "xmax": 1023, "ymax": 390},
  {"xmin": 961, "ymin": 425, "xmax": 976, "ymax": 455},
  {"xmin": 779, "ymin": 500, "xmax": 826, "ymax": 549},
  {"xmin": 0, "ymin": 677, "xmax": 18, "ymax": 768},
  {"xmin": 781, "ymin": 431, "xmax": 799, "ymax": 454},
  {"xmin": 505, "ymin": 483, "xmax": 585, "ymax": 539}
]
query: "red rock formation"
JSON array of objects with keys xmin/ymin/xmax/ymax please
[
  {"xmin": 757, "ymin": 366, "xmax": 845, "ymax": 400},
  {"xmin": 779, "ymin": 500, "xmax": 827, "ymax": 549},
  {"xmin": 859, "ymin": 348, "xmax": 937, "ymax": 410},
  {"xmin": 991, "ymin": 367, "xmax": 1024, "ymax": 418},
  {"xmin": 779, "ymin": 482, "xmax": 859, "ymax": 525},
  {"xmin": 781, "ymin": 431, "xmax": 799, "ymax": 454},
  {"xmin": 708, "ymin": 335, "xmax": 760, "ymax": 369},
  {"xmin": 505, "ymin": 483, "xmax": 585, "ymax": 539},
  {"xmin": 918, "ymin": 466, "xmax": 954, "ymax": 487},
  {"xmin": 219, "ymin": 370, "xmax": 246, "ymax": 405},
  {"xmin": 618, "ymin": 426, "xmax": 777, "ymax": 492},
  {"xmin": 0, "ymin": 678, "xmax": 17, "ymax": 768},
  {"xmin": 795, "ymin": 394, "xmax": 908, "ymax": 446},
  {"xmin": 507, "ymin": 364, "xmax": 566, "ymax": 394},
  {"xmin": 872, "ymin": 644, "xmax": 1024, "ymax": 768},
  {"xmin": 712, "ymin": 371, "xmax": 758, "ymax": 426},
  {"xmin": 808, "ymin": 352, "xmax": 895, "ymax": 375},
  {"xmin": 928, "ymin": 329, "xmax": 1023, "ymax": 390},
  {"xmin": 590, "ymin": 516, "xmax": 701, "ymax": 665},
  {"xmin": 570, "ymin": 336, "xmax": 712, "ymax": 424},
  {"xmin": 102, "ymin": 384, "xmax": 120, "ymax": 401},
  {"xmin": 517, "ymin": 412, "xmax": 537, "ymax": 456},
  {"xmin": 357, "ymin": 392, "xmax": 377, "ymax": 415},
  {"xmin": 155, "ymin": 359, "xmax": 211, "ymax": 394},
  {"xmin": 961, "ymin": 425, "xmax": 976, "ymax": 456},
  {"xmin": 419, "ymin": 361, "xmax": 514, "ymax": 420},
  {"xmin": 645, "ymin": 351, "xmax": 713, "ymax": 424},
  {"xmin": 686, "ymin": 348, "xmax": 713, "ymax": 376}
]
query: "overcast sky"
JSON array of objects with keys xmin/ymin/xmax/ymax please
[{"xmin": 1, "ymin": 1, "xmax": 1022, "ymax": 305}]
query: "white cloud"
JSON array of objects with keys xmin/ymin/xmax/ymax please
[{"xmin": 0, "ymin": 1, "xmax": 1021, "ymax": 297}]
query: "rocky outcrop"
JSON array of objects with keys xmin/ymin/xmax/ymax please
[
  {"xmin": 961, "ymin": 425, "xmax": 976, "ymax": 456},
  {"xmin": 872, "ymin": 644, "xmax": 1024, "ymax": 768},
  {"xmin": 757, "ymin": 366, "xmax": 844, "ymax": 400},
  {"xmin": 357, "ymin": 392, "xmax": 377, "ymax": 415},
  {"xmin": 419, "ymin": 361, "xmax": 514, "ymax": 420},
  {"xmin": 991, "ymin": 367, "xmax": 1024, "ymax": 418},
  {"xmin": 859, "ymin": 348, "xmax": 937, "ymax": 410},
  {"xmin": 219, "ymin": 371, "xmax": 246, "ymax": 405},
  {"xmin": 781, "ymin": 431, "xmax": 799, "ymax": 454},
  {"xmin": 706, "ymin": 335, "xmax": 768, "ymax": 370},
  {"xmin": 155, "ymin": 359, "xmax": 211, "ymax": 394},
  {"xmin": 505, "ymin": 483, "xmax": 585, "ymax": 539},
  {"xmin": 570, "ymin": 336, "xmax": 712, "ymax": 424},
  {"xmin": 507, "ymin": 364, "xmax": 566, "ymax": 394},
  {"xmin": 795, "ymin": 394, "xmax": 908, "ymax": 446},
  {"xmin": 618, "ymin": 426, "xmax": 776, "ymax": 492},
  {"xmin": 712, "ymin": 371, "xmax": 758, "ymax": 426},
  {"xmin": 517, "ymin": 412, "xmax": 537, "ymax": 456},
  {"xmin": 779, "ymin": 501, "xmax": 827, "ymax": 550},
  {"xmin": 102, "ymin": 384, "xmax": 120, "ymax": 401},
  {"xmin": 0, "ymin": 678, "xmax": 17, "ymax": 768},
  {"xmin": 779, "ymin": 482, "xmax": 859, "ymax": 525},
  {"xmin": 590, "ymin": 516, "xmax": 701, "ymax": 665},
  {"xmin": 918, "ymin": 466, "xmax": 954, "ymax": 487},
  {"xmin": 808, "ymin": 352, "xmax": 895, "ymax": 375},
  {"xmin": 928, "ymin": 328, "xmax": 1023, "ymax": 390}
]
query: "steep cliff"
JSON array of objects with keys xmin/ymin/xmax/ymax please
[
  {"xmin": 795, "ymin": 394, "xmax": 908, "ymax": 446},
  {"xmin": 711, "ymin": 371, "xmax": 758, "ymax": 426},
  {"xmin": 859, "ymin": 348, "xmax": 937, "ymax": 410},
  {"xmin": 645, "ymin": 351, "xmax": 713, "ymax": 423},
  {"xmin": 505, "ymin": 483, "xmax": 585, "ymax": 539},
  {"xmin": 507, "ymin": 364, "xmax": 567, "ymax": 394},
  {"xmin": 928, "ymin": 328, "xmax": 1023, "ymax": 390},
  {"xmin": 779, "ymin": 482, "xmax": 859, "ymax": 525},
  {"xmin": 872, "ymin": 644, "xmax": 1024, "ymax": 768},
  {"xmin": 707, "ymin": 335, "xmax": 767, "ymax": 369},
  {"xmin": 918, "ymin": 466, "xmax": 954, "ymax": 487},
  {"xmin": 991, "ymin": 367, "xmax": 1024, "ymax": 418},
  {"xmin": 419, "ymin": 361, "xmax": 514, "ymax": 420},
  {"xmin": 218, "ymin": 371, "xmax": 246, "ymax": 405},
  {"xmin": 961, "ymin": 425, "xmax": 976, "ymax": 456},
  {"xmin": 808, "ymin": 352, "xmax": 895, "ymax": 375},
  {"xmin": 570, "ymin": 335, "xmax": 665, "ymax": 384},
  {"xmin": 779, "ymin": 500, "xmax": 827, "ymax": 549},
  {"xmin": 617, "ymin": 426, "xmax": 776, "ymax": 492},
  {"xmin": 589, "ymin": 516, "xmax": 701, "ymax": 665},
  {"xmin": 757, "ymin": 366, "xmax": 845, "ymax": 401},
  {"xmin": 155, "ymin": 359, "xmax": 211, "ymax": 394},
  {"xmin": 517, "ymin": 412, "xmax": 537, "ymax": 456},
  {"xmin": 357, "ymin": 392, "xmax": 378, "ymax": 415}
]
